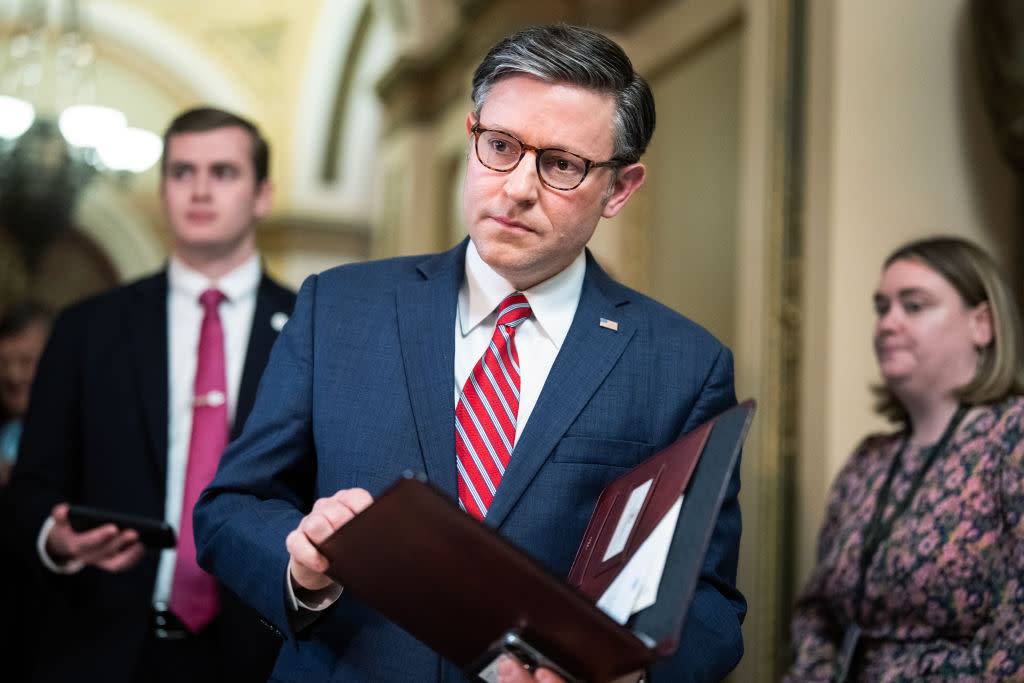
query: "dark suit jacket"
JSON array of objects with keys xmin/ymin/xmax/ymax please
[
  {"xmin": 195, "ymin": 240, "xmax": 746, "ymax": 682},
  {"xmin": 10, "ymin": 269, "xmax": 295, "ymax": 683}
]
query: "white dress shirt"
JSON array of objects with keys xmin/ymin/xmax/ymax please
[
  {"xmin": 455, "ymin": 240, "xmax": 584, "ymax": 441},
  {"xmin": 154, "ymin": 254, "xmax": 260, "ymax": 607},
  {"xmin": 37, "ymin": 255, "xmax": 261, "ymax": 606}
]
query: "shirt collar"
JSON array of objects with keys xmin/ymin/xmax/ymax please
[
  {"xmin": 459, "ymin": 240, "xmax": 584, "ymax": 349},
  {"xmin": 168, "ymin": 253, "xmax": 261, "ymax": 304}
]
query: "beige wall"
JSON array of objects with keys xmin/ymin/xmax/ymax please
[
  {"xmin": 798, "ymin": 0, "xmax": 1019, "ymax": 589},
  {"xmin": 644, "ymin": 27, "xmax": 741, "ymax": 346}
]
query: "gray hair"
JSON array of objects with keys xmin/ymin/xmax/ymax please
[{"xmin": 471, "ymin": 24, "xmax": 656, "ymax": 164}]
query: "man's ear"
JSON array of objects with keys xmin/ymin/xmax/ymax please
[
  {"xmin": 253, "ymin": 179, "xmax": 274, "ymax": 218},
  {"xmin": 602, "ymin": 163, "xmax": 645, "ymax": 218},
  {"xmin": 465, "ymin": 112, "xmax": 477, "ymax": 135},
  {"xmin": 970, "ymin": 301, "xmax": 994, "ymax": 348}
]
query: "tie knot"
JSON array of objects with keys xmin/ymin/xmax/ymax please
[
  {"xmin": 497, "ymin": 293, "xmax": 531, "ymax": 328},
  {"xmin": 199, "ymin": 288, "xmax": 226, "ymax": 312}
]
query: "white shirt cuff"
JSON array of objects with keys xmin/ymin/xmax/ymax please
[
  {"xmin": 285, "ymin": 557, "xmax": 343, "ymax": 612},
  {"xmin": 37, "ymin": 516, "xmax": 85, "ymax": 575}
]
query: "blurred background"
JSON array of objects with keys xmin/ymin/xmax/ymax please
[{"xmin": 1, "ymin": 0, "xmax": 1020, "ymax": 679}]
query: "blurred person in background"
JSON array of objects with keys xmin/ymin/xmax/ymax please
[
  {"xmin": 8, "ymin": 106, "xmax": 295, "ymax": 683},
  {"xmin": 785, "ymin": 236, "xmax": 1024, "ymax": 682},
  {"xmin": 0, "ymin": 299, "xmax": 51, "ymax": 485},
  {"xmin": 0, "ymin": 300, "xmax": 51, "ymax": 683}
]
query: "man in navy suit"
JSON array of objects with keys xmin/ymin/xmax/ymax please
[
  {"xmin": 10, "ymin": 107, "xmax": 295, "ymax": 683},
  {"xmin": 196, "ymin": 25, "xmax": 745, "ymax": 683}
]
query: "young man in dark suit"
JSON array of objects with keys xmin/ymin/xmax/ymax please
[
  {"xmin": 10, "ymin": 107, "xmax": 295, "ymax": 683},
  {"xmin": 196, "ymin": 25, "xmax": 746, "ymax": 683}
]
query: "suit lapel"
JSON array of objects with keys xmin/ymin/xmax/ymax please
[
  {"xmin": 130, "ymin": 271, "xmax": 170, "ymax": 483},
  {"xmin": 234, "ymin": 275, "xmax": 291, "ymax": 440},
  {"xmin": 484, "ymin": 255, "xmax": 636, "ymax": 528},
  {"xmin": 397, "ymin": 243, "xmax": 466, "ymax": 499}
]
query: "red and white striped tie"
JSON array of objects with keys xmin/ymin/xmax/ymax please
[{"xmin": 456, "ymin": 293, "xmax": 532, "ymax": 519}]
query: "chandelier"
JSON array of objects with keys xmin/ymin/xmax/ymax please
[{"xmin": 0, "ymin": 0, "xmax": 162, "ymax": 267}]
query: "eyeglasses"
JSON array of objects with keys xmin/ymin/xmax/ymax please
[{"xmin": 470, "ymin": 123, "xmax": 624, "ymax": 191}]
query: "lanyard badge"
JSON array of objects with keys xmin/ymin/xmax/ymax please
[{"xmin": 833, "ymin": 623, "xmax": 861, "ymax": 683}]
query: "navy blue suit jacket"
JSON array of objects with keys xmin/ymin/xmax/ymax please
[
  {"xmin": 195, "ymin": 241, "xmax": 745, "ymax": 682},
  {"xmin": 10, "ymin": 269, "xmax": 295, "ymax": 683}
]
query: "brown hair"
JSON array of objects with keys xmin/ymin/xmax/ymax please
[
  {"xmin": 0, "ymin": 299, "xmax": 52, "ymax": 340},
  {"xmin": 873, "ymin": 235, "xmax": 1024, "ymax": 423},
  {"xmin": 161, "ymin": 107, "xmax": 269, "ymax": 184}
]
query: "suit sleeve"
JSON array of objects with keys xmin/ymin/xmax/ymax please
[
  {"xmin": 651, "ymin": 345, "xmax": 746, "ymax": 682},
  {"xmin": 9, "ymin": 307, "xmax": 85, "ymax": 564},
  {"xmin": 194, "ymin": 274, "xmax": 320, "ymax": 637}
]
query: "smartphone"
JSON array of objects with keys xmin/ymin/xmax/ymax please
[
  {"xmin": 466, "ymin": 631, "xmax": 581, "ymax": 683},
  {"xmin": 67, "ymin": 504, "xmax": 176, "ymax": 548}
]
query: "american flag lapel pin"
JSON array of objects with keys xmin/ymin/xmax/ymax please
[{"xmin": 599, "ymin": 318, "xmax": 619, "ymax": 331}]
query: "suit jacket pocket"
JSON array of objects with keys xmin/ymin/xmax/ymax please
[{"xmin": 550, "ymin": 435, "xmax": 653, "ymax": 468}]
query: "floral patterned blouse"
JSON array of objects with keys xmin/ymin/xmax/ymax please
[{"xmin": 784, "ymin": 396, "xmax": 1024, "ymax": 682}]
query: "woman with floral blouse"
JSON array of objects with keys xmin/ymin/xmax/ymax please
[{"xmin": 784, "ymin": 236, "xmax": 1024, "ymax": 682}]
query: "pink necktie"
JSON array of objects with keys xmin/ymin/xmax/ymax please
[
  {"xmin": 170, "ymin": 288, "xmax": 226, "ymax": 632},
  {"xmin": 456, "ymin": 293, "xmax": 531, "ymax": 519}
]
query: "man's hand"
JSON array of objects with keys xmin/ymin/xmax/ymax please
[
  {"xmin": 497, "ymin": 657, "xmax": 567, "ymax": 683},
  {"xmin": 285, "ymin": 488, "xmax": 373, "ymax": 592},
  {"xmin": 47, "ymin": 502, "xmax": 145, "ymax": 572}
]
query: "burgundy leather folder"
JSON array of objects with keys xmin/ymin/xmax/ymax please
[{"xmin": 315, "ymin": 399, "xmax": 756, "ymax": 682}]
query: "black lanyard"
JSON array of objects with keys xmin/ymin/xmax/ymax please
[{"xmin": 852, "ymin": 404, "xmax": 969, "ymax": 623}]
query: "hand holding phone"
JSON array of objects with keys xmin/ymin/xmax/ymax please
[
  {"xmin": 469, "ymin": 632, "xmax": 580, "ymax": 683},
  {"xmin": 66, "ymin": 504, "xmax": 176, "ymax": 548}
]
